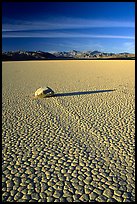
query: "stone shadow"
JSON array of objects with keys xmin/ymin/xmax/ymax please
[{"xmin": 50, "ymin": 89, "xmax": 115, "ymax": 98}]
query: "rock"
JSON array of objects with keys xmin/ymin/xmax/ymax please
[{"xmin": 34, "ymin": 87, "xmax": 54, "ymax": 98}]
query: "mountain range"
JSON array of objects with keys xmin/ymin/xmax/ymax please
[{"xmin": 2, "ymin": 50, "xmax": 135, "ymax": 61}]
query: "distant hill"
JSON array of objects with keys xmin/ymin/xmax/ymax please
[
  {"xmin": 52, "ymin": 50, "xmax": 135, "ymax": 59},
  {"xmin": 2, "ymin": 51, "xmax": 57, "ymax": 61},
  {"xmin": 2, "ymin": 50, "xmax": 135, "ymax": 61}
]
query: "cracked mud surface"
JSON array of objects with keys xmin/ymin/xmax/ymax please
[{"xmin": 2, "ymin": 60, "xmax": 135, "ymax": 202}]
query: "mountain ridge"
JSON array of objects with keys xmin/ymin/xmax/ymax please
[{"xmin": 2, "ymin": 50, "xmax": 135, "ymax": 61}]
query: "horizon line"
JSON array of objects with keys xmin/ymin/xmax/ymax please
[{"xmin": 2, "ymin": 49, "xmax": 135, "ymax": 54}]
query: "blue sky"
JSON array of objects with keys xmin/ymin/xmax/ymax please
[{"xmin": 2, "ymin": 2, "xmax": 135, "ymax": 53}]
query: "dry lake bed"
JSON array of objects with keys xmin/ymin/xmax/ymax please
[{"xmin": 2, "ymin": 60, "xmax": 135, "ymax": 202}]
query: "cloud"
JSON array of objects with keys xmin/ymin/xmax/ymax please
[
  {"xmin": 2, "ymin": 17, "xmax": 134, "ymax": 32},
  {"xmin": 2, "ymin": 30, "xmax": 134, "ymax": 39},
  {"xmin": 2, "ymin": 17, "xmax": 135, "ymax": 41}
]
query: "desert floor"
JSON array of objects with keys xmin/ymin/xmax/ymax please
[{"xmin": 2, "ymin": 60, "xmax": 135, "ymax": 202}]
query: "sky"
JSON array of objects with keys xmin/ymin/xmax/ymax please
[{"xmin": 2, "ymin": 2, "xmax": 135, "ymax": 53}]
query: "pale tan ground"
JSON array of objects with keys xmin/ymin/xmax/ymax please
[{"xmin": 2, "ymin": 60, "xmax": 135, "ymax": 202}]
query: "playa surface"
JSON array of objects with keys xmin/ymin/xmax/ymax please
[{"xmin": 2, "ymin": 60, "xmax": 135, "ymax": 202}]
